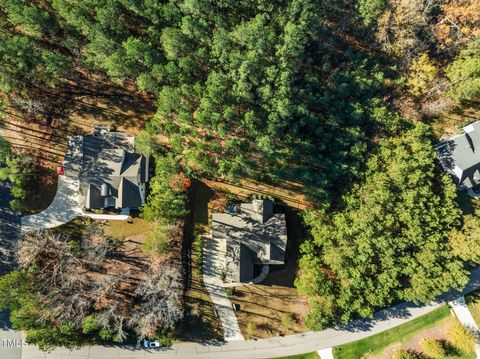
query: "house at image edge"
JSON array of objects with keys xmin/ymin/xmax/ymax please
[
  {"xmin": 71, "ymin": 127, "xmax": 149, "ymax": 211},
  {"xmin": 212, "ymin": 199, "xmax": 288, "ymax": 284},
  {"xmin": 436, "ymin": 120, "xmax": 480, "ymax": 189}
]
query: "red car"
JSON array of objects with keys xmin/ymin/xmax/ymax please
[{"xmin": 56, "ymin": 161, "xmax": 64, "ymax": 175}]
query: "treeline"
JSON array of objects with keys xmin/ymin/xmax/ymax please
[{"xmin": 0, "ymin": 135, "xmax": 34, "ymax": 210}]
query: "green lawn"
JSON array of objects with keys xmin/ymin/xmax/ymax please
[
  {"xmin": 334, "ymin": 306, "xmax": 452, "ymax": 359},
  {"xmin": 272, "ymin": 352, "xmax": 319, "ymax": 359},
  {"xmin": 103, "ymin": 217, "xmax": 153, "ymax": 240}
]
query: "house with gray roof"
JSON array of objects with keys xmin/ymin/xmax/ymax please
[
  {"xmin": 212, "ymin": 199, "xmax": 288, "ymax": 284},
  {"xmin": 436, "ymin": 120, "xmax": 480, "ymax": 189},
  {"xmin": 76, "ymin": 128, "xmax": 149, "ymax": 211}
]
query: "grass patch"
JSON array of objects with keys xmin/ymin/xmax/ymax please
[
  {"xmin": 177, "ymin": 181, "xmax": 223, "ymax": 342},
  {"xmin": 141, "ymin": 223, "xmax": 171, "ymax": 254},
  {"xmin": 334, "ymin": 306, "xmax": 452, "ymax": 359},
  {"xmin": 271, "ymin": 353, "xmax": 319, "ymax": 359},
  {"xmin": 103, "ymin": 218, "xmax": 153, "ymax": 240}
]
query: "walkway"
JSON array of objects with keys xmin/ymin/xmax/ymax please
[
  {"xmin": 203, "ymin": 234, "xmax": 244, "ymax": 342},
  {"xmin": 317, "ymin": 348, "xmax": 334, "ymax": 359},
  {"xmin": 20, "ymin": 267, "xmax": 480, "ymax": 358},
  {"xmin": 449, "ymin": 296, "xmax": 480, "ymax": 358}
]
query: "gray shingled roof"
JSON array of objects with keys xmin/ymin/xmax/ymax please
[
  {"xmin": 80, "ymin": 133, "xmax": 148, "ymax": 209},
  {"xmin": 212, "ymin": 199, "xmax": 288, "ymax": 283},
  {"xmin": 436, "ymin": 121, "xmax": 480, "ymax": 188}
]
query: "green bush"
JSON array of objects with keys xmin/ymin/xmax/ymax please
[
  {"xmin": 142, "ymin": 225, "xmax": 171, "ymax": 254},
  {"xmin": 280, "ymin": 312, "xmax": 294, "ymax": 330},
  {"xmin": 421, "ymin": 338, "xmax": 445, "ymax": 359},
  {"xmin": 246, "ymin": 322, "xmax": 256, "ymax": 339},
  {"xmin": 225, "ymin": 288, "xmax": 233, "ymax": 297},
  {"xmin": 155, "ymin": 328, "xmax": 174, "ymax": 347},
  {"xmin": 448, "ymin": 321, "xmax": 476, "ymax": 354}
]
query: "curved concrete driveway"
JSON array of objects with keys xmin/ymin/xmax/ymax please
[
  {"xmin": 19, "ymin": 267, "xmax": 480, "ymax": 359},
  {"xmin": 20, "ymin": 174, "xmax": 82, "ymax": 233},
  {"xmin": 21, "ymin": 136, "xmax": 83, "ymax": 233}
]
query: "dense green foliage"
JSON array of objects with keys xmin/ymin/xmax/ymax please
[
  {"xmin": 0, "ymin": 270, "xmax": 84, "ymax": 351},
  {"xmin": 0, "ymin": 136, "xmax": 34, "ymax": 211},
  {"xmin": 0, "ymin": 0, "xmax": 392, "ymax": 203},
  {"xmin": 297, "ymin": 124, "xmax": 468, "ymax": 329},
  {"xmin": 446, "ymin": 39, "xmax": 480, "ymax": 102},
  {"xmin": 142, "ymin": 153, "xmax": 189, "ymax": 223}
]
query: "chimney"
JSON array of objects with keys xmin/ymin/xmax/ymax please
[{"xmin": 252, "ymin": 199, "xmax": 273, "ymax": 223}]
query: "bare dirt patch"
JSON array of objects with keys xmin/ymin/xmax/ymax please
[
  {"xmin": 203, "ymin": 178, "xmax": 311, "ymax": 210},
  {"xmin": 232, "ymin": 283, "xmax": 309, "ymax": 338}
]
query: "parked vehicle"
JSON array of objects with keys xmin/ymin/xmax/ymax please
[
  {"xmin": 143, "ymin": 339, "xmax": 160, "ymax": 349},
  {"xmin": 56, "ymin": 162, "xmax": 64, "ymax": 175}
]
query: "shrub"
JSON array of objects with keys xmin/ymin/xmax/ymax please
[
  {"xmin": 421, "ymin": 338, "xmax": 445, "ymax": 358},
  {"xmin": 246, "ymin": 322, "xmax": 256, "ymax": 339},
  {"xmin": 155, "ymin": 328, "xmax": 174, "ymax": 347},
  {"xmin": 448, "ymin": 321, "xmax": 476, "ymax": 354},
  {"xmin": 195, "ymin": 235, "xmax": 204, "ymax": 274},
  {"xmin": 190, "ymin": 302, "xmax": 200, "ymax": 317},
  {"xmin": 280, "ymin": 312, "xmax": 294, "ymax": 330},
  {"xmin": 142, "ymin": 224, "xmax": 171, "ymax": 254},
  {"xmin": 225, "ymin": 288, "xmax": 233, "ymax": 297}
]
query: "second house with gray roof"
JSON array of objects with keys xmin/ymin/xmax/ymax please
[
  {"xmin": 436, "ymin": 120, "xmax": 480, "ymax": 189},
  {"xmin": 212, "ymin": 199, "xmax": 288, "ymax": 284}
]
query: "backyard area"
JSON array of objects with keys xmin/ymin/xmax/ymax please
[{"xmin": 334, "ymin": 306, "xmax": 476, "ymax": 359}]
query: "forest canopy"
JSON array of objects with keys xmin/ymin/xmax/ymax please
[{"xmin": 296, "ymin": 123, "xmax": 469, "ymax": 329}]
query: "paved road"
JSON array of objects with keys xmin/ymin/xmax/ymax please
[
  {"xmin": 20, "ymin": 267, "xmax": 480, "ymax": 359},
  {"xmin": 0, "ymin": 183, "xmax": 22, "ymax": 359}
]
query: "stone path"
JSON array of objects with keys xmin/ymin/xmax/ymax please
[{"xmin": 203, "ymin": 234, "xmax": 244, "ymax": 341}]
